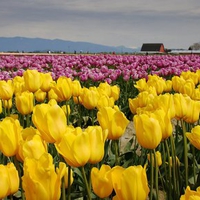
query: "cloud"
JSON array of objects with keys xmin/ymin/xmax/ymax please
[{"xmin": 0, "ymin": 0, "xmax": 200, "ymax": 49}]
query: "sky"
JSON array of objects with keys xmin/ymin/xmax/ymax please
[{"xmin": 1, "ymin": 0, "xmax": 200, "ymax": 50}]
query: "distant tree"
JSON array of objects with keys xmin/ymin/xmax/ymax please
[{"xmin": 188, "ymin": 42, "xmax": 200, "ymax": 50}]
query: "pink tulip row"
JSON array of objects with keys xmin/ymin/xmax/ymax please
[{"xmin": 1, "ymin": 54, "xmax": 200, "ymax": 82}]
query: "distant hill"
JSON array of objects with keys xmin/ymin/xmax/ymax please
[{"xmin": 0, "ymin": 37, "xmax": 139, "ymax": 53}]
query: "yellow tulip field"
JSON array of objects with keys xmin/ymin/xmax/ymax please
[{"xmin": 1, "ymin": 54, "xmax": 200, "ymax": 199}]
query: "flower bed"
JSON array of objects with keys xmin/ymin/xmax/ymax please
[{"xmin": 0, "ymin": 54, "xmax": 200, "ymax": 199}]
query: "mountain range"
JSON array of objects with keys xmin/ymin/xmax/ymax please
[{"xmin": 0, "ymin": 37, "xmax": 140, "ymax": 53}]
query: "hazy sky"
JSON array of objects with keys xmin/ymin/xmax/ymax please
[{"xmin": 1, "ymin": 0, "xmax": 200, "ymax": 49}]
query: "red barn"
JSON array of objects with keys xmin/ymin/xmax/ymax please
[{"xmin": 141, "ymin": 43, "xmax": 165, "ymax": 53}]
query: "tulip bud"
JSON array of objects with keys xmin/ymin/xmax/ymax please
[{"xmin": 147, "ymin": 151, "xmax": 162, "ymax": 167}]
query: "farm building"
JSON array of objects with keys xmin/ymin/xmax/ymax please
[{"xmin": 141, "ymin": 43, "xmax": 165, "ymax": 53}]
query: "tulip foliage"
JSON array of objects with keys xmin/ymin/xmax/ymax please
[{"xmin": 1, "ymin": 54, "xmax": 200, "ymax": 199}]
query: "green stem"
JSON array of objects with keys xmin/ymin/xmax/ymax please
[
  {"xmin": 170, "ymin": 135, "xmax": 178, "ymax": 198},
  {"xmin": 62, "ymin": 177, "xmax": 67, "ymax": 200},
  {"xmin": 67, "ymin": 166, "xmax": 71, "ymax": 200},
  {"xmin": 158, "ymin": 168, "xmax": 165, "ymax": 193},
  {"xmin": 77, "ymin": 97, "xmax": 82, "ymax": 127},
  {"xmin": 192, "ymin": 145, "xmax": 196, "ymax": 184},
  {"xmin": 10, "ymin": 195, "xmax": 14, "ymax": 200},
  {"xmin": 3, "ymin": 101, "xmax": 7, "ymax": 117},
  {"xmin": 181, "ymin": 119, "xmax": 188, "ymax": 187},
  {"xmin": 66, "ymin": 101, "xmax": 70, "ymax": 125},
  {"xmin": 81, "ymin": 166, "xmax": 91, "ymax": 200},
  {"xmin": 114, "ymin": 140, "xmax": 120, "ymax": 165},
  {"xmin": 14, "ymin": 156, "xmax": 25, "ymax": 200},
  {"xmin": 149, "ymin": 150, "xmax": 154, "ymax": 200},
  {"xmin": 26, "ymin": 114, "xmax": 31, "ymax": 127},
  {"xmin": 153, "ymin": 149, "xmax": 158, "ymax": 200},
  {"xmin": 165, "ymin": 139, "xmax": 172, "ymax": 200},
  {"xmin": 91, "ymin": 109, "xmax": 94, "ymax": 126},
  {"xmin": 161, "ymin": 142, "xmax": 167, "ymax": 182}
]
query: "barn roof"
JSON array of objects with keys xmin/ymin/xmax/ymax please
[{"xmin": 141, "ymin": 43, "xmax": 164, "ymax": 51}]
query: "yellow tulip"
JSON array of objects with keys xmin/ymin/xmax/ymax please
[
  {"xmin": 51, "ymin": 76, "xmax": 72, "ymax": 102},
  {"xmin": 133, "ymin": 113, "xmax": 162, "ymax": 149},
  {"xmin": 48, "ymin": 88, "xmax": 59, "ymax": 101},
  {"xmin": 85, "ymin": 126, "xmax": 108, "ymax": 164},
  {"xmin": 192, "ymin": 88, "xmax": 200, "ymax": 101},
  {"xmin": 111, "ymin": 165, "xmax": 149, "ymax": 200},
  {"xmin": 15, "ymin": 91, "xmax": 34, "ymax": 115},
  {"xmin": 172, "ymin": 76, "xmax": 185, "ymax": 92},
  {"xmin": 0, "ymin": 80, "xmax": 14, "ymax": 100},
  {"xmin": 134, "ymin": 78, "xmax": 148, "ymax": 92},
  {"xmin": 147, "ymin": 74, "xmax": 166, "ymax": 94},
  {"xmin": 23, "ymin": 69, "xmax": 42, "ymax": 92},
  {"xmin": 56, "ymin": 165, "xmax": 74, "ymax": 188},
  {"xmin": 181, "ymin": 71, "xmax": 199, "ymax": 85},
  {"xmin": 97, "ymin": 82, "xmax": 112, "ymax": 97},
  {"xmin": 186, "ymin": 125, "xmax": 200, "ymax": 150},
  {"xmin": 0, "ymin": 162, "xmax": 19, "ymax": 199},
  {"xmin": 22, "ymin": 153, "xmax": 66, "ymax": 200},
  {"xmin": 32, "ymin": 103, "xmax": 67, "ymax": 143},
  {"xmin": 97, "ymin": 95, "xmax": 115, "ymax": 110},
  {"xmin": 73, "ymin": 96, "xmax": 83, "ymax": 105},
  {"xmin": 180, "ymin": 186, "xmax": 200, "ymax": 200},
  {"xmin": 97, "ymin": 106, "xmax": 129, "ymax": 140},
  {"xmin": 152, "ymin": 109, "xmax": 173, "ymax": 140},
  {"xmin": 91, "ymin": 164, "xmax": 113, "ymax": 198},
  {"xmin": 48, "ymin": 98, "xmax": 58, "ymax": 106},
  {"xmin": 72, "ymin": 79, "xmax": 82, "ymax": 97},
  {"xmin": 147, "ymin": 151, "xmax": 162, "ymax": 167},
  {"xmin": 0, "ymin": 99, "xmax": 2, "ymax": 114},
  {"xmin": 110, "ymin": 85, "xmax": 120, "ymax": 101},
  {"xmin": 40, "ymin": 72, "xmax": 53, "ymax": 92},
  {"xmin": 61, "ymin": 104, "xmax": 71, "ymax": 117},
  {"xmin": 151, "ymin": 93, "xmax": 175, "ymax": 119},
  {"xmin": 184, "ymin": 98, "xmax": 200, "ymax": 123},
  {"xmin": 34, "ymin": 89, "xmax": 47, "ymax": 102},
  {"xmin": 0, "ymin": 117, "xmax": 22, "ymax": 157},
  {"xmin": 2, "ymin": 99, "xmax": 13, "ymax": 110},
  {"xmin": 168, "ymin": 156, "xmax": 180, "ymax": 167},
  {"xmin": 129, "ymin": 91, "xmax": 155, "ymax": 114},
  {"xmin": 80, "ymin": 87, "xmax": 100, "ymax": 109},
  {"xmin": 173, "ymin": 93, "xmax": 189, "ymax": 120},
  {"xmin": 55, "ymin": 126, "xmax": 90, "ymax": 167},
  {"xmin": 128, "ymin": 97, "xmax": 140, "ymax": 114},
  {"xmin": 173, "ymin": 93, "xmax": 200, "ymax": 123},
  {"xmin": 179, "ymin": 79, "xmax": 195, "ymax": 97},
  {"xmin": 164, "ymin": 80, "xmax": 172, "ymax": 92},
  {"xmin": 13, "ymin": 76, "xmax": 25, "ymax": 95},
  {"xmin": 17, "ymin": 127, "xmax": 47, "ymax": 161}
]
